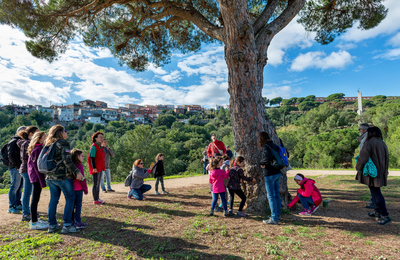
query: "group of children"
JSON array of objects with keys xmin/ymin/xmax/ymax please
[{"xmin": 208, "ymin": 154, "xmax": 323, "ymax": 218}]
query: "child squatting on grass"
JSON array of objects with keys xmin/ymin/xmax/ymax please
[
  {"xmin": 71, "ymin": 149, "xmax": 89, "ymax": 229},
  {"xmin": 209, "ymin": 156, "xmax": 230, "ymax": 216},
  {"xmin": 288, "ymin": 174, "xmax": 322, "ymax": 216}
]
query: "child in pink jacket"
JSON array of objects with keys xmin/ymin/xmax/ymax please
[
  {"xmin": 71, "ymin": 149, "xmax": 89, "ymax": 229},
  {"xmin": 209, "ymin": 156, "xmax": 229, "ymax": 216},
  {"xmin": 288, "ymin": 174, "xmax": 322, "ymax": 216}
]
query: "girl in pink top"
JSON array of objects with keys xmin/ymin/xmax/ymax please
[
  {"xmin": 71, "ymin": 149, "xmax": 89, "ymax": 229},
  {"xmin": 209, "ymin": 156, "xmax": 229, "ymax": 216}
]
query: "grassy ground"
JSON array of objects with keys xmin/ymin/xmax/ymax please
[{"xmin": 1, "ymin": 175, "xmax": 399, "ymax": 259}]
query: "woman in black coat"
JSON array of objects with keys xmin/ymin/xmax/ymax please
[{"xmin": 356, "ymin": 126, "xmax": 391, "ymax": 225}]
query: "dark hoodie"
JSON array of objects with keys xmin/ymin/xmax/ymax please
[
  {"xmin": 153, "ymin": 160, "xmax": 165, "ymax": 178},
  {"xmin": 17, "ymin": 138, "xmax": 30, "ymax": 173},
  {"xmin": 7, "ymin": 136, "xmax": 22, "ymax": 170}
]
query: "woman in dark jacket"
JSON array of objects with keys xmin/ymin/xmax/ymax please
[
  {"xmin": 356, "ymin": 126, "xmax": 391, "ymax": 225},
  {"xmin": 45, "ymin": 125, "xmax": 84, "ymax": 233},
  {"xmin": 258, "ymin": 131, "xmax": 282, "ymax": 225},
  {"xmin": 17, "ymin": 126, "xmax": 38, "ymax": 221}
]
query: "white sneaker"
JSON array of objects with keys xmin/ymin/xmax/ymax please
[
  {"xmin": 155, "ymin": 191, "xmax": 160, "ymax": 195},
  {"xmin": 30, "ymin": 221, "xmax": 48, "ymax": 230},
  {"xmin": 38, "ymin": 219, "xmax": 49, "ymax": 225},
  {"xmin": 162, "ymin": 191, "xmax": 169, "ymax": 194}
]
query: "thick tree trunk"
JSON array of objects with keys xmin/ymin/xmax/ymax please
[{"xmin": 219, "ymin": 0, "xmax": 291, "ymax": 214}]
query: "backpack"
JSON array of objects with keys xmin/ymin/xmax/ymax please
[
  {"xmin": 37, "ymin": 140, "xmax": 63, "ymax": 175},
  {"xmin": 265, "ymin": 144, "xmax": 285, "ymax": 170},
  {"xmin": 0, "ymin": 143, "xmax": 10, "ymax": 166},
  {"xmin": 278, "ymin": 144, "xmax": 289, "ymax": 166},
  {"xmin": 125, "ymin": 171, "xmax": 133, "ymax": 187}
]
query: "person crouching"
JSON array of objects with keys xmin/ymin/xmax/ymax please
[{"xmin": 288, "ymin": 174, "xmax": 322, "ymax": 216}]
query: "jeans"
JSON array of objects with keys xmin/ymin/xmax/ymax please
[
  {"xmin": 100, "ymin": 169, "xmax": 112, "ymax": 191},
  {"xmin": 298, "ymin": 193, "xmax": 314, "ymax": 210},
  {"xmin": 46, "ymin": 178, "xmax": 75, "ymax": 227},
  {"xmin": 130, "ymin": 184, "xmax": 152, "ymax": 200},
  {"xmin": 211, "ymin": 192, "xmax": 227, "ymax": 211},
  {"xmin": 203, "ymin": 161, "xmax": 208, "ymax": 174},
  {"xmin": 264, "ymin": 173, "xmax": 281, "ymax": 222},
  {"xmin": 19, "ymin": 172, "xmax": 33, "ymax": 216},
  {"xmin": 72, "ymin": 190, "xmax": 83, "ymax": 223},
  {"xmin": 30, "ymin": 182, "xmax": 42, "ymax": 223},
  {"xmin": 92, "ymin": 172, "xmax": 101, "ymax": 201},
  {"xmin": 369, "ymin": 186, "xmax": 389, "ymax": 216},
  {"xmin": 8, "ymin": 168, "xmax": 22, "ymax": 208},
  {"xmin": 155, "ymin": 176, "xmax": 165, "ymax": 192}
]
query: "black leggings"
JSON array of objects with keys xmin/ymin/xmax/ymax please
[
  {"xmin": 229, "ymin": 189, "xmax": 246, "ymax": 212},
  {"xmin": 369, "ymin": 186, "xmax": 389, "ymax": 216},
  {"xmin": 30, "ymin": 182, "xmax": 42, "ymax": 223}
]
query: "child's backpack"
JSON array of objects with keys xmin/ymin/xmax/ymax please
[
  {"xmin": 0, "ymin": 142, "xmax": 10, "ymax": 166},
  {"xmin": 125, "ymin": 171, "xmax": 133, "ymax": 187},
  {"xmin": 278, "ymin": 144, "xmax": 289, "ymax": 166},
  {"xmin": 37, "ymin": 140, "xmax": 63, "ymax": 175},
  {"xmin": 265, "ymin": 144, "xmax": 285, "ymax": 170}
]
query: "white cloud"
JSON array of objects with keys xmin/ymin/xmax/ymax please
[
  {"xmin": 290, "ymin": 50, "xmax": 353, "ymax": 71},
  {"xmin": 388, "ymin": 32, "xmax": 400, "ymax": 47},
  {"xmin": 147, "ymin": 63, "xmax": 168, "ymax": 75},
  {"xmin": 262, "ymin": 86, "xmax": 299, "ymax": 100},
  {"xmin": 373, "ymin": 48, "xmax": 400, "ymax": 60},
  {"xmin": 160, "ymin": 71, "xmax": 181, "ymax": 83}
]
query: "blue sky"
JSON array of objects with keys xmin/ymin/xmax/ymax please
[{"xmin": 1, "ymin": 0, "xmax": 400, "ymax": 108}]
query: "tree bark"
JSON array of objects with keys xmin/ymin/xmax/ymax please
[{"xmin": 219, "ymin": 0, "xmax": 291, "ymax": 214}]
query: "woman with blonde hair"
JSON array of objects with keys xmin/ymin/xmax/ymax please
[
  {"xmin": 45, "ymin": 125, "xmax": 84, "ymax": 234},
  {"xmin": 27, "ymin": 131, "xmax": 48, "ymax": 229}
]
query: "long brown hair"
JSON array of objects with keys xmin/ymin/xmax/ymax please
[
  {"xmin": 27, "ymin": 131, "xmax": 46, "ymax": 156},
  {"xmin": 45, "ymin": 125, "xmax": 65, "ymax": 146},
  {"xmin": 18, "ymin": 126, "xmax": 38, "ymax": 140},
  {"xmin": 209, "ymin": 156, "xmax": 223, "ymax": 171},
  {"xmin": 71, "ymin": 149, "xmax": 83, "ymax": 164},
  {"xmin": 257, "ymin": 131, "xmax": 271, "ymax": 149}
]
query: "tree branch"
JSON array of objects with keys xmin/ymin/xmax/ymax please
[{"xmin": 253, "ymin": 0, "xmax": 280, "ymax": 36}]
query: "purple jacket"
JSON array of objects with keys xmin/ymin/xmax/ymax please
[{"xmin": 27, "ymin": 144, "xmax": 46, "ymax": 188}]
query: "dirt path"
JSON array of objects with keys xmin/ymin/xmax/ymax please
[{"xmin": 1, "ymin": 170, "xmax": 399, "ymax": 226}]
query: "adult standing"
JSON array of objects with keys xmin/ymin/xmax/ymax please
[
  {"xmin": 356, "ymin": 126, "xmax": 391, "ymax": 225},
  {"xmin": 6, "ymin": 126, "xmax": 26, "ymax": 214},
  {"xmin": 128, "ymin": 159, "xmax": 155, "ymax": 200},
  {"xmin": 17, "ymin": 126, "xmax": 39, "ymax": 221},
  {"xmin": 88, "ymin": 131, "xmax": 106, "ymax": 204},
  {"xmin": 357, "ymin": 123, "xmax": 374, "ymax": 209},
  {"xmin": 206, "ymin": 134, "xmax": 226, "ymax": 160},
  {"xmin": 258, "ymin": 131, "xmax": 282, "ymax": 225},
  {"xmin": 201, "ymin": 148, "xmax": 209, "ymax": 175},
  {"xmin": 100, "ymin": 139, "xmax": 115, "ymax": 193},
  {"xmin": 45, "ymin": 125, "xmax": 84, "ymax": 233}
]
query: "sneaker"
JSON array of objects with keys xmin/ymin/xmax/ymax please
[
  {"xmin": 155, "ymin": 191, "xmax": 160, "ymax": 195},
  {"xmin": 102, "ymin": 190, "xmax": 107, "ymax": 193},
  {"xmin": 237, "ymin": 212, "xmax": 248, "ymax": 217},
  {"xmin": 107, "ymin": 189, "xmax": 115, "ymax": 192},
  {"xmin": 215, "ymin": 206, "xmax": 224, "ymax": 212},
  {"xmin": 127, "ymin": 191, "xmax": 132, "ymax": 199},
  {"xmin": 210, "ymin": 211, "xmax": 214, "ymax": 216},
  {"xmin": 93, "ymin": 199, "xmax": 105, "ymax": 205},
  {"xmin": 38, "ymin": 219, "xmax": 49, "ymax": 225},
  {"xmin": 365, "ymin": 205, "xmax": 375, "ymax": 209},
  {"xmin": 299, "ymin": 209, "xmax": 312, "ymax": 216},
  {"xmin": 30, "ymin": 221, "xmax": 48, "ymax": 230},
  {"xmin": 75, "ymin": 222, "xmax": 88, "ymax": 229},
  {"xmin": 61, "ymin": 225, "xmax": 80, "ymax": 234},
  {"xmin": 15, "ymin": 205, "xmax": 23, "ymax": 211},
  {"xmin": 48, "ymin": 224, "xmax": 62, "ymax": 233},
  {"xmin": 162, "ymin": 191, "xmax": 169, "ymax": 194},
  {"xmin": 228, "ymin": 210, "xmax": 234, "ymax": 217},
  {"xmin": 368, "ymin": 212, "xmax": 381, "ymax": 219},
  {"xmin": 7, "ymin": 207, "xmax": 21, "ymax": 214},
  {"xmin": 310, "ymin": 205, "xmax": 319, "ymax": 214},
  {"xmin": 22, "ymin": 214, "xmax": 31, "ymax": 222},
  {"xmin": 377, "ymin": 216, "xmax": 392, "ymax": 225},
  {"xmin": 263, "ymin": 218, "xmax": 279, "ymax": 225}
]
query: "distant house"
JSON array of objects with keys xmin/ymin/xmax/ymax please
[
  {"xmin": 56, "ymin": 107, "xmax": 74, "ymax": 122},
  {"xmin": 187, "ymin": 105, "xmax": 202, "ymax": 113},
  {"xmin": 36, "ymin": 106, "xmax": 55, "ymax": 119},
  {"xmin": 86, "ymin": 116, "xmax": 104, "ymax": 124},
  {"xmin": 101, "ymin": 108, "xmax": 118, "ymax": 121},
  {"xmin": 125, "ymin": 104, "xmax": 141, "ymax": 110},
  {"xmin": 174, "ymin": 107, "xmax": 185, "ymax": 115},
  {"xmin": 79, "ymin": 100, "xmax": 95, "ymax": 107},
  {"xmin": 156, "ymin": 104, "xmax": 174, "ymax": 114},
  {"xmin": 95, "ymin": 101, "xmax": 107, "ymax": 108}
]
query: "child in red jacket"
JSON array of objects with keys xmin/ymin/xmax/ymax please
[{"xmin": 288, "ymin": 174, "xmax": 322, "ymax": 216}]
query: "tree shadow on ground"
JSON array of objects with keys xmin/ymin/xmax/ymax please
[
  {"xmin": 106, "ymin": 202, "xmax": 199, "ymax": 217},
  {"xmin": 64, "ymin": 216, "xmax": 244, "ymax": 260}
]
